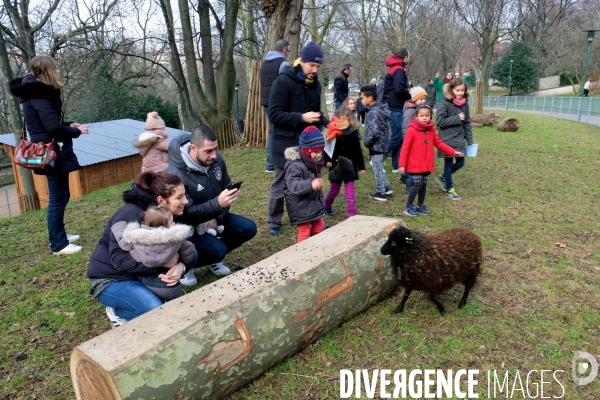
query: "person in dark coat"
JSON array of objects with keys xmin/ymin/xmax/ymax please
[
  {"xmin": 323, "ymin": 106, "xmax": 366, "ymax": 217},
  {"xmin": 434, "ymin": 78, "xmax": 473, "ymax": 201},
  {"xmin": 260, "ymin": 39, "xmax": 290, "ymax": 172},
  {"xmin": 166, "ymin": 126, "xmax": 257, "ymax": 282},
  {"xmin": 266, "ymin": 41, "xmax": 328, "ymax": 236},
  {"xmin": 333, "ymin": 63, "xmax": 352, "ymax": 110},
  {"xmin": 425, "ymin": 79, "xmax": 437, "ymax": 108},
  {"xmin": 283, "ymin": 126, "xmax": 327, "ymax": 243},
  {"xmin": 382, "ymin": 48, "xmax": 411, "ymax": 173},
  {"xmin": 87, "ymin": 172, "xmax": 193, "ymax": 327},
  {"xmin": 9, "ymin": 55, "xmax": 89, "ymax": 255}
]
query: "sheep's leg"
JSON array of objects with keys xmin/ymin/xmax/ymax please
[
  {"xmin": 429, "ymin": 295, "xmax": 446, "ymax": 316},
  {"xmin": 459, "ymin": 276, "xmax": 476, "ymax": 309},
  {"xmin": 393, "ymin": 289, "xmax": 412, "ymax": 314}
]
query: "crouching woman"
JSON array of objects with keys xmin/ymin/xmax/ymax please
[{"xmin": 87, "ymin": 172, "xmax": 197, "ymax": 327}]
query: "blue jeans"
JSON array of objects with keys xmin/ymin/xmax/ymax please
[
  {"xmin": 443, "ymin": 157, "xmax": 465, "ymax": 190},
  {"xmin": 388, "ymin": 111, "xmax": 404, "ymax": 170},
  {"xmin": 46, "ymin": 173, "xmax": 70, "ymax": 252},
  {"xmin": 335, "ymin": 99, "xmax": 343, "ymax": 111},
  {"xmin": 266, "ymin": 119, "xmax": 275, "ymax": 171},
  {"xmin": 188, "ymin": 213, "xmax": 257, "ymax": 267},
  {"xmin": 98, "ymin": 280, "xmax": 163, "ymax": 321}
]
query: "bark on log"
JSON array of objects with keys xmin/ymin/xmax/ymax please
[
  {"xmin": 70, "ymin": 216, "xmax": 404, "ymax": 400},
  {"xmin": 497, "ymin": 117, "xmax": 520, "ymax": 132},
  {"xmin": 470, "ymin": 111, "xmax": 497, "ymax": 126}
]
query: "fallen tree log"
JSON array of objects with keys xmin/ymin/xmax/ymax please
[
  {"xmin": 70, "ymin": 216, "xmax": 403, "ymax": 400},
  {"xmin": 471, "ymin": 111, "xmax": 499, "ymax": 126}
]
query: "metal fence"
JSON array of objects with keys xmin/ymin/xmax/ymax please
[
  {"xmin": 0, "ymin": 185, "xmax": 21, "ymax": 219},
  {"xmin": 484, "ymin": 96, "xmax": 600, "ymax": 127}
]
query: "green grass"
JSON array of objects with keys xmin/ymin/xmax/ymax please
[{"xmin": 2, "ymin": 111, "xmax": 600, "ymax": 399}]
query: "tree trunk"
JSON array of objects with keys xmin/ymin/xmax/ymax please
[
  {"xmin": 0, "ymin": 31, "xmax": 39, "ymax": 211},
  {"xmin": 241, "ymin": 0, "xmax": 256, "ymax": 84},
  {"xmin": 159, "ymin": 0, "xmax": 201, "ymax": 130},
  {"xmin": 262, "ymin": 0, "xmax": 303, "ymax": 59}
]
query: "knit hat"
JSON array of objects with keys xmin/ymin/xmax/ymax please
[
  {"xmin": 299, "ymin": 126, "xmax": 325, "ymax": 152},
  {"xmin": 146, "ymin": 111, "xmax": 165, "ymax": 130},
  {"xmin": 301, "ymin": 42, "xmax": 324, "ymax": 64},
  {"xmin": 410, "ymin": 87, "xmax": 427, "ymax": 102}
]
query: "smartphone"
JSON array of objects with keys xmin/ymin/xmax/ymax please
[{"xmin": 228, "ymin": 180, "xmax": 243, "ymax": 191}]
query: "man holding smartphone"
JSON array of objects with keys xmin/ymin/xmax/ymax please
[{"xmin": 166, "ymin": 126, "xmax": 257, "ymax": 283}]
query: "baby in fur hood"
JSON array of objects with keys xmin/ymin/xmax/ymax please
[
  {"xmin": 118, "ymin": 206, "xmax": 196, "ymax": 268},
  {"xmin": 133, "ymin": 111, "xmax": 170, "ymax": 173},
  {"xmin": 116, "ymin": 206, "xmax": 196, "ymax": 299}
]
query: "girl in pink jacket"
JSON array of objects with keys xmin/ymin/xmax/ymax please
[{"xmin": 134, "ymin": 111, "xmax": 170, "ymax": 173}]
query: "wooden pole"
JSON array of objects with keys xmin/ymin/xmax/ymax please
[
  {"xmin": 475, "ymin": 80, "xmax": 484, "ymax": 114},
  {"xmin": 71, "ymin": 216, "xmax": 403, "ymax": 400}
]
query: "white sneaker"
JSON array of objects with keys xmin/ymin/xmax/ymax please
[
  {"xmin": 180, "ymin": 269, "xmax": 198, "ymax": 286},
  {"xmin": 67, "ymin": 234, "xmax": 80, "ymax": 242},
  {"xmin": 106, "ymin": 307, "xmax": 127, "ymax": 328},
  {"xmin": 53, "ymin": 243, "xmax": 82, "ymax": 255},
  {"xmin": 207, "ymin": 262, "xmax": 231, "ymax": 276}
]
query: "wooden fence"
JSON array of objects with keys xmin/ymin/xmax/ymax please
[{"xmin": 243, "ymin": 59, "xmax": 269, "ymax": 148}]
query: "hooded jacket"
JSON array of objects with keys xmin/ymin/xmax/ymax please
[
  {"xmin": 118, "ymin": 222, "xmax": 196, "ymax": 268},
  {"xmin": 401, "ymin": 101, "xmax": 419, "ymax": 135},
  {"xmin": 323, "ymin": 127, "xmax": 365, "ymax": 182},
  {"xmin": 9, "ymin": 75, "xmax": 82, "ymax": 175},
  {"xmin": 133, "ymin": 130, "xmax": 170, "ymax": 173},
  {"xmin": 165, "ymin": 133, "xmax": 232, "ymax": 225},
  {"xmin": 382, "ymin": 55, "xmax": 410, "ymax": 112},
  {"xmin": 283, "ymin": 147, "xmax": 326, "ymax": 225},
  {"xmin": 400, "ymin": 119, "xmax": 457, "ymax": 173},
  {"xmin": 436, "ymin": 84, "xmax": 473, "ymax": 158},
  {"xmin": 260, "ymin": 51, "xmax": 289, "ymax": 106},
  {"xmin": 363, "ymin": 101, "xmax": 389, "ymax": 154},
  {"xmin": 268, "ymin": 63, "xmax": 329, "ymax": 169},
  {"xmin": 87, "ymin": 185, "xmax": 172, "ymax": 282}
]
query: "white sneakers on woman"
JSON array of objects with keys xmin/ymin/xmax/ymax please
[
  {"xmin": 67, "ymin": 234, "xmax": 80, "ymax": 242},
  {"xmin": 106, "ymin": 307, "xmax": 127, "ymax": 328},
  {"xmin": 180, "ymin": 269, "xmax": 198, "ymax": 286}
]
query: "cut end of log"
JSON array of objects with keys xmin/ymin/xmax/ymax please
[
  {"xmin": 70, "ymin": 349, "xmax": 121, "ymax": 400},
  {"xmin": 497, "ymin": 117, "xmax": 520, "ymax": 132}
]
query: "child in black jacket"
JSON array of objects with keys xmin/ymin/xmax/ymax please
[{"xmin": 323, "ymin": 106, "xmax": 366, "ymax": 217}]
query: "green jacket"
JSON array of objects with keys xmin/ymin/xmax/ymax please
[{"xmin": 433, "ymin": 77, "xmax": 445, "ymax": 102}]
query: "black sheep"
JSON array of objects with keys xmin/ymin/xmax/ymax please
[{"xmin": 380, "ymin": 225, "xmax": 483, "ymax": 315}]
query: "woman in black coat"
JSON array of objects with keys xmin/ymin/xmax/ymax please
[
  {"xmin": 87, "ymin": 172, "xmax": 192, "ymax": 327},
  {"xmin": 9, "ymin": 55, "xmax": 88, "ymax": 255}
]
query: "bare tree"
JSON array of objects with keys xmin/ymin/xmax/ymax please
[{"xmin": 453, "ymin": 0, "xmax": 523, "ymax": 94}]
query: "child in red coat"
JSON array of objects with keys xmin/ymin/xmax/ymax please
[{"xmin": 399, "ymin": 105, "xmax": 464, "ymax": 216}]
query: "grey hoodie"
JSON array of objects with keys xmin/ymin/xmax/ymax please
[
  {"xmin": 264, "ymin": 51, "xmax": 290, "ymax": 74},
  {"xmin": 118, "ymin": 222, "xmax": 196, "ymax": 268}
]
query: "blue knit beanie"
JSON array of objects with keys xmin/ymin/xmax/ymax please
[
  {"xmin": 301, "ymin": 42, "xmax": 324, "ymax": 64},
  {"xmin": 299, "ymin": 126, "xmax": 325, "ymax": 150}
]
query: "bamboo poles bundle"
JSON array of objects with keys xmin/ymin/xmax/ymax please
[
  {"xmin": 214, "ymin": 118, "xmax": 240, "ymax": 150},
  {"xmin": 243, "ymin": 60, "xmax": 269, "ymax": 148}
]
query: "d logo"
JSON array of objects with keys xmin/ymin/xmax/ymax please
[{"xmin": 572, "ymin": 351, "xmax": 598, "ymax": 386}]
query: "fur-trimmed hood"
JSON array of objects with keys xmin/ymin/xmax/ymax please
[
  {"xmin": 133, "ymin": 130, "xmax": 168, "ymax": 148},
  {"xmin": 284, "ymin": 146, "xmax": 301, "ymax": 161},
  {"xmin": 9, "ymin": 75, "xmax": 61, "ymax": 101},
  {"xmin": 122, "ymin": 222, "xmax": 192, "ymax": 245},
  {"xmin": 443, "ymin": 83, "xmax": 469, "ymax": 101}
]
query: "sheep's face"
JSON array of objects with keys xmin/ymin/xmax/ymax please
[{"xmin": 381, "ymin": 226, "xmax": 413, "ymax": 255}]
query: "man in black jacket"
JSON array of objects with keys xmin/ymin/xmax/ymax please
[
  {"xmin": 333, "ymin": 63, "xmax": 352, "ymax": 110},
  {"xmin": 166, "ymin": 126, "xmax": 257, "ymax": 282},
  {"xmin": 260, "ymin": 39, "xmax": 290, "ymax": 173},
  {"xmin": 266, "ymin": 41, "xmax": 328, "ymax": 236}
]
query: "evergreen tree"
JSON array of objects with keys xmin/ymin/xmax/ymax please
[{"xmin": 492, "ymin": 42, "xmax": 537, "ymax": 95}]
